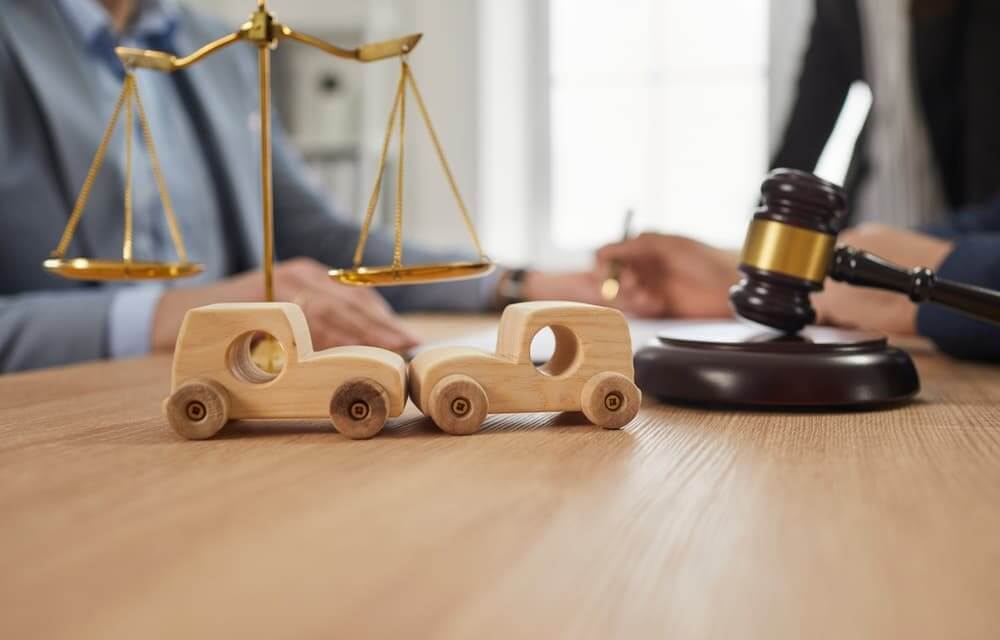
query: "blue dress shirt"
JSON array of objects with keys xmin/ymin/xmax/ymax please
[{"xmin": 57, "ymin": 0, "xmax": 230, "ymax": 357}]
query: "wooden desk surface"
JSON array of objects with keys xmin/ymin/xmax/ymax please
[{"xmin": 1, "ymin": 315, "xmax": 998, "ymax": 639}]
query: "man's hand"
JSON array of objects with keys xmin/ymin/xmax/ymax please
[
  {"xmin": 151, "ymin": 257, "xmax": 420, "ymax": 353},
  {"xmin": 595, "ymin": 233, "xmax": 740, "ymax": 318},
  {"xmin": 813, "ymin": 223, "xmax": 954, "ymax": 334}
]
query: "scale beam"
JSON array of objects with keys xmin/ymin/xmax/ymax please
[
  {"xmin": 117, "ymin": 31, "xmax": 248, "ymax": 72},
  {"xmin": 280, "ymin": 27, "xmax": 422, "ymax": 62}
]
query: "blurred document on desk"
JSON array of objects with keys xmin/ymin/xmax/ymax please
[{"xmin": 413, "ymin": 319, "xmax": 691, "ymax": 363}]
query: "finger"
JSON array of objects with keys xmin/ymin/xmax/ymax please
[
  {"xmin": 596, "ymin": 240, "xmax": 637, "ymax": 266},
  {"xmin": 342, "ymin": 290, "xmax": 421, "ymax": 347},
  {"xmin": 310, "ymin": 323, "xmax": 358, "ymax": 350},
  {"xmin": 305, "ymin": 286, "xmax": 373, "ymax": 339},
  {"xmin": 306, "ymin": 299, "xmax": 414, "ymax": 353},
  {"xmin": 600, "ymin": 235, "xmax": 678, "ymax": 272},
  {"xmin": 309, "ymin": 284, "xmax": 420, "ymax": 351}
]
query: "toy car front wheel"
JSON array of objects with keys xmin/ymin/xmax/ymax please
[
  {"xmin": 164, "ymin": 377, "xmax": 231, "ymax": 440},
  {"xmin": 581, "ymin": 372, "xmax": 640, "ymax": 429},
  {"xmin": 329, "ymin": 377, "xmax": 390, "ymax": 439},
  {"xmin": 428, "ymin": 374, "xmax": 489, "ymax": 435}
]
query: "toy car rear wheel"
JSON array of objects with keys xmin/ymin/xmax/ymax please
[
  {"xmin": 330, "ymin": 377, "xmax": 389, "ymax": 439},
  {"xmin": 581, "ymin": 372, "xmax": 640, "ymax": 430},
  {"xmin": 428, "ymin": 374, "xmax": 489, "ymax": 435},
  {"xmin": 165, "ymin": 378, "xmax": 231, "ymax": 440}
]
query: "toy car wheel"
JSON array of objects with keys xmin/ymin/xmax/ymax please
[
  {"xmin": 330, "ymin": 377, "xmax": 389, "ymax": 439},
  {"xmin": 581, "ymin": 372, "xmax": 640, "ymax": 430},
  {"xmin": 164, "ymin": 378, "xmax": 231, "ymax": 440},
  {"xmin": 428, "ymin": 374, "xmax": 489, "ymax": 435}
]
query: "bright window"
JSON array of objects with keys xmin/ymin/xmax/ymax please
[{"xmin": 548, "ymin": 0, "xmax": 770, "ymax": 251}]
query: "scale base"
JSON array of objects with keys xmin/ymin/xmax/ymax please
[{"xmin": 634, "ymin": 321, "xmax": 920, "ymax": 408}]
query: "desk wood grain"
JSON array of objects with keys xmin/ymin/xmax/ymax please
[{"xmin": 0, "ymin": 316, "xmax": 998, "ymax": 639}]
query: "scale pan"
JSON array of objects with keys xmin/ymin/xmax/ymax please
[
  {"xmin": 329, "ymin": 260, "xmax": 495, "ymax": 286},
  {"xmin": 43, "ymin": 258, "xmax": 204, "ymax": 281}
]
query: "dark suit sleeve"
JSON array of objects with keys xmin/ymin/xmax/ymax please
[
  {"xmin": 771, "ymin": 0, "xmax": 864, "ymax": 171},
  {"xmin": 0, "ymin": 290, "xmax": 114, "ymax": 372},
  {"xmin": 268, "ymin": 109, "xmax": 499, "ymax": 313},
  {"xmin": 0, "ymin": 33, "xmax": 117, "ymax": 372},
  {"xmin": 916, "ymin": 195, "xmax": 1000, "ymax": 361}
]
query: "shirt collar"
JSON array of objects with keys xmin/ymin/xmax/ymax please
[{"xmin": 58, "ymin": 0, "xmax": 181, "ymax": 49}]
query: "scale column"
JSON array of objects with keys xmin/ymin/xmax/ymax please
[
  {"xmin": 249, "ymin": 0, "xmax": 277, "ymax": 302},
  {"xmin": 258, "ymin": 44, "xmax": 274, "ymax": 302}
]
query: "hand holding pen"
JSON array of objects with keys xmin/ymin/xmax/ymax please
[{"xmin": 600, "ymin": 208, "xmax": 635, "ymax": 301}]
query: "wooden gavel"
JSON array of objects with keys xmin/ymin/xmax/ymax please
[{"xmin": 729, "ymin": 168, "xmax": 1000, "ymax": 333}]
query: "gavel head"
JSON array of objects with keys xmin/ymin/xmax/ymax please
[{"xmin": 729, "ymin": 169, "xmax": 848, "ymax": 333}]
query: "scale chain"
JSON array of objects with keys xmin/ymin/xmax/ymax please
[
  {"xmin": 393, "ymin": 61, "xmax": 407, "ymax": 271},
  {"xmin": 122, "ymin": 75, "xmax": 135, "ymax": 263},
  {"xmin": 50, "ymin": 77, "xmax": 132, "ymax": 259},
  {"xmin": 132, "ymin": 74, "xmax": 189, "ymax": 263},
  {"xmin": 405, "ymin": 66, "xmax": 486, "ymax": 260},
  {"xmin": 353, "ymin": 60, "xmax": 486, "ymax": 270},
  {"xmin": 50, "ymin": 71, "xmax": 189, "ymax": 266},
  {"xmin": 352, "ymin": 67, "xmax": 406, "ymax": 269}
]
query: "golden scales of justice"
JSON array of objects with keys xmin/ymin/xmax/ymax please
[{"xmin": 42, "ymin": 0, "xmax": 494, "ymax": 297}]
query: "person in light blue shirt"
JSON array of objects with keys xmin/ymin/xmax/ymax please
[
  {"xmin": 57, "ymin": 0, "xmax": 234, "ymax": 359},
  {"xmin": 0, "ymin": 0, "xmax": 595, "ymax": 372}
]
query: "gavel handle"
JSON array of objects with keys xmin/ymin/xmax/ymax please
[{"xmin": 830, "ymin": 246, "xmax": 1000, "ymax": 325}]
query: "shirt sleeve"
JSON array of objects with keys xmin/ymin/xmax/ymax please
[
  {"xmin": 921, "ymin": 192, "xmax": 1000, "ymax": 239},
  {"xmin": 0, "ymin": 290, "xmax": 114, "ymax": 372},
  {"xmin": 107, "ymin": 284, "xmax": 165, "ymax": 358}
]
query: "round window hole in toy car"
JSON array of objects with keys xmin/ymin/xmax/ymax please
[
  {"xmin": 530, "ymin": 325, "xmax": 582, "ymax": 378},
  {"xmin": 227, "ymin": 331, "xmax": 286, "ymax": 384}
]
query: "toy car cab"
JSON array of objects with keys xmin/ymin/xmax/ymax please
[
  {"xmin": 164, "ymin": 303, "xmax": 407, "ymax": 440},
  {"xmin": 409, "ymin": 301, "xmax": 640, "ymax": 434}
]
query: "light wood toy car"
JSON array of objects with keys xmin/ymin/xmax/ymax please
[
  {"xmin": 163, "ymin": 303, "xmax": 407, "ymax": 440},
  {"xmin": 409, "ymin": 301, "xmax": 641, "ymax": 434}
]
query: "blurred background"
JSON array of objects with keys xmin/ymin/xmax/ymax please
[{"xmin": 189, "ymin": 0, "xmax": 868, "ymax": 268}]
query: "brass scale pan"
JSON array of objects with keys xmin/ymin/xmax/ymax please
[{"xmin": 43, "ymin": 258, "xmax": 204, "ymax": 281}]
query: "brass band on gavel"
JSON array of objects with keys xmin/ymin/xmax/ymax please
[{"xmin": 739, "ymin": 219, "xmax": 836, "ymax": 284}]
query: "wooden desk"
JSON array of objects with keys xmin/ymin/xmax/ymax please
[{"xmin": 1, "ymin": 315, "xmax": 998, "ymax": 639}]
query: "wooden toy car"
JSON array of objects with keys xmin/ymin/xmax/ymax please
[
  {"xmin": 409, "ymin": 301, "xmax": 641, "ymax": 434},
  {"xmin": 163, "ymin": 303, "xmax": 407, "ymax": 440}
]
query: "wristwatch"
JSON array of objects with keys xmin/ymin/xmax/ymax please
[{"xmin": 493, "ymin": 268, "xmax": 529, "ymax": 310}]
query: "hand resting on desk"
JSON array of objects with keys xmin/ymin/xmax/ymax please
[{"xmin": 151, "ymin": 257, "xmax": 421, "ymax": 355}]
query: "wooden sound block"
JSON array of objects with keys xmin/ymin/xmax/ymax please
[
  {"xmin": 164, "ymin": 303, "xmax": 407, "ymax": 440},
  {"xmin": 409, "ymin": 301, "xmax": 642, "ymax": 434},
  {"xmin": 633, "ymin": 321, "xmax": 920, "ymax": 408}
]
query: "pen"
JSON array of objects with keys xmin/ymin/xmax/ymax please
[{"xmin": 600, "ymin": 208, "xmax": 634, "ymax": 301}]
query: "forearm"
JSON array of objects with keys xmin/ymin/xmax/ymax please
[{"xmin": 916, "ymin": 234, "xmax": 1000, "ymax": 361}]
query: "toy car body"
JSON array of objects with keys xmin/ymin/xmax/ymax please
[
  {"xmin": 164, "ymin": 302, "xmax": 407, "ymax": 440},
  {"xmin": 410, "ymin": 301, "xmax": 641, "ymax": 434}
]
